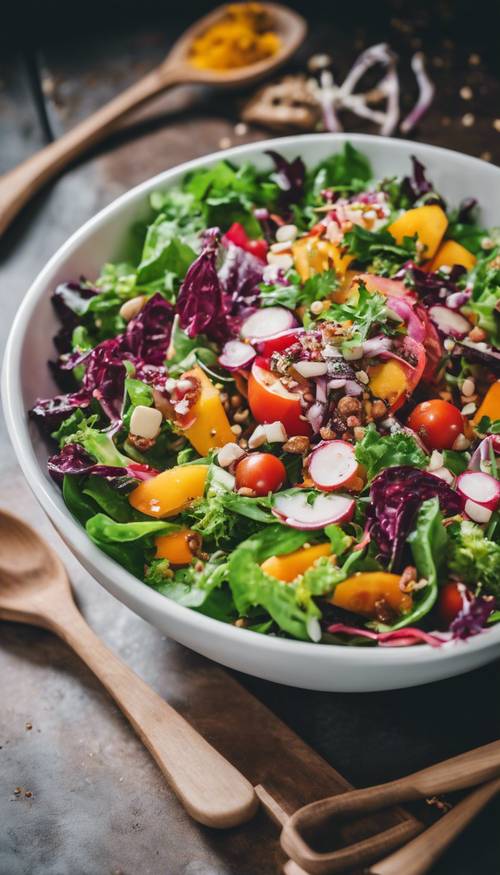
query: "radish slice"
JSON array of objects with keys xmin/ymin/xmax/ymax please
[
  {"xmin": 464, "ymin": 500, "xmax": 493, "ymax": 524},
  {"xmin": 308, "ymin": 441, "xmax": 358, "ymax": 492},
  {"xmin": 272, "ymin": 491, "xmax": 355, "ymax": 529},
  {"xmin": 241, "ymin": 306, "xmax": 298, "ymax": 341},
  {"xmin": 257, "ymin": 327, "xmax": 304, "ymax": 357},
  {"xmin": 429, "ymin": 306, "xmax": 471, "ymax": 339},
  {"xmin": 457, "ymin": 471, "xmax": 500, "ymax": 513},
  {"xmin": 218, "ymin": 340, "xmax": 256, "ymax": 371}
]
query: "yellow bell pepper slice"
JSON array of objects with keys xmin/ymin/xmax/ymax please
[
  {"xmin": 292, "ymin": 236, "xmax": 353, "ymax": 282},
  {"xmin": 473, "ymin": 380, "xmax": 500, "ymax": 424},
  {"xmin": 129, "ymin": 464, "xmax": 209, "ymax": 518},
  {"xmin": 181, "ymin": 366, "xmax": 235, "ymax": 456},
  {"xmin": 261, "ymin": 542, "xmax": 333, "ymax": 583},
  {"xmin": 368, "ymin": 360, "xmax": 408, "ymax": 407},
  {"xmin": 331, "ymin": 572, "xmax": 413, "ymax": 617},
  {"xmin": 388, "ymin": 205, "xmax": 448, "ymax": 259},
  {"xmin": 429, "ymin": 240, "xmax": 476, "ymax": 273}
]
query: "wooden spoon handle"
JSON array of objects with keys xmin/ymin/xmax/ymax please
[
  {"xmin": 369, "ymin": 776, "xmax": 500, "ymax": 875},
  {"xmin": 46, "ymin": 600, "xmax": 257, "ymax": 828},
  {"xmin": 0, "ymin": 63, "xmax": 186, "ymax": 238}
]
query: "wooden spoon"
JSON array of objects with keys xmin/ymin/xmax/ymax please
[
  {"xmin": 0, "ymin": 508, "xmax": 257, "ymax": 829},
  {"xmin": 0, "ymin": 2, "xmax": 306, "ymax": 238}
]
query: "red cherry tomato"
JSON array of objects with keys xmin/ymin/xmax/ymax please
[
  {"xmin": 258, "ymin": 329, "xmax": 302, "ymax": 358},
  {"xmin": 224, "ymin": 223, "xmax": 268, "ymax": 263},
  {"xmin": 235, "ymin": 453, "xmax": 286, "ymax": 496},
  {"xmin": 438, "ymin": 582, "xmax": 465, "ymax": 628},
  {"xmin": 246, "ymin": 238, "xmax": 269, "ymax": 262},
  {"xmin": 408, "ymin": 399, "xmax": 464, "ymax": 450},
  {"xmin": 225, "ymin": 222, "xmax": 249, "ymax": 249},
  {"xmin": 248, "ymin": 362, "xmax": 311, "ymax": 437}
]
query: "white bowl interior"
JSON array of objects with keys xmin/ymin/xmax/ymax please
[{"xmin": 4, "ymin": 134, "xmax": 500, "ymax": 691}]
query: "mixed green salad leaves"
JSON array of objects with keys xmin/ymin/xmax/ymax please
[{"xmin": 32, "ymin": 144, "xmax": 500, "ymax": 647}]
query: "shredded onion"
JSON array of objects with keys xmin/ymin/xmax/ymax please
[{"xmin": 400, "ymin": 53, "xmax": 435, "ymax": 134}]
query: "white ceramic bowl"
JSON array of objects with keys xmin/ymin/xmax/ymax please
[{"xmin": 3, "ymin": 134, "xmax": 500, "ymax": 691}]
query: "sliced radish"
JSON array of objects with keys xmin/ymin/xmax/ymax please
[
  {"xmin": 308, "ymin": 441, "xmax": 358, "ymax": 492},
  {"xmin": 272, "ymin": 491, "xmax": 355, "ymax": 530},
  {"xmin": 256, "ymin": 327, "xmax": 304, "ymax": 357},
  {"xmin": 241, "ymin": 306, "xmax": 298, "ymax": 341},
  {"xmin": 457, "ymin": 471, "xmax": 500, "ymax": 513},
  {"xmin": 429, "ymin": 306, "xmax": 471, "ymax": 339},
  {"xmin": 464, "ymin": 500, "xmax": 493, "ymax": 524},
  {"xmin": 218, "ymin": 339, "xmax": 256, "ymax": 371}
]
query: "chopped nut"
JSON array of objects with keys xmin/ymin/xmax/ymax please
[
  {"xmin": 399, "ymin": 566, "xmax": 417, "ymax": 593},
  {"xmin": 230, "ymin": 393, "xmax": 243, "ymax": 408},
  {"xmin": 337, "ymin": 396, "xmax": 361, "ymax": 417},
  {"xmin": 310, "ymin": 300, "xmax": 325, "ymax": 315},
  {"xmin": 346, "ymin": 415, "xmax": 360, "ymax": 428},
  {"xmin": 461, "ymin": 378, "xmax": 475, "ymax": 397},
  {"xmin": 234, "ymin": 618, "xmax": 247, "ymax": 627},
  {"xmin": 128, "ymin": 434, "xmax": 156, "ymax": 452},
  {"xmin": 283, "ymin": 435, "xmax": 310, "ymax": 454},
  {"xmin": 276, "ymin": 224, "xmax": 298, "ymax": 243},
  {"xmin": 231, "ymin": 423, "xmax": 242, "ymax": 436},
  {"xmin": 460, "ymin": 402, "xmax": 477, "ymax": 418},
  {"xmin": 238, "ymin": 486, "xmax": 255, "ymax": 497},
  {"xmin": 320, "ymin": 425, "xmax": 336, "ymax": 441},
  {"xmin": 355, "ymin": 370, "xmax": 369, "ymax": 384},
  {"xmin": 452, "ymin": 433, "xmax": 471, "ymax": 450},
  {"xmin": 468, "ymin": 326, "xmax": 486, "ymax": 342},
  {"xmin": 233, "ymin": 409, "xmax": 250, "ymax": 423},
  {"xmin": 371, "ymin": 400, "xmax": 387, "ymax": 420},
  {"xmin": 266, "ymin": 252, "xmax": 294, "ymax": 271},
  {"xmin": 119, "ymin": 295, "xmax": 145, "ymax": 322}
]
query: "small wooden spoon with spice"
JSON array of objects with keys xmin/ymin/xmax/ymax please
[
  {"xmin": 0, "ymin": 2, "xmax": 306, "ymax": 238},
  {"xmin": 0, "ymin": 508, "xmax": 257, "ymax": 829}
]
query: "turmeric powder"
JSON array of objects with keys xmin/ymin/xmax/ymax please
[{"xmin": 190, "ymin": 3, "xmax": 280, "ymax": 71}]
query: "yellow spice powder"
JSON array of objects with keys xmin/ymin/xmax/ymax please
[{"xmin": 190, "ymin": 3, "xmax": 280, "ymax": 71}]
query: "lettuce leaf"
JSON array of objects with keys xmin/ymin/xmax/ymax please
[
  {"xmin": 355, "ymin": 425, "xmax": 428, "ymax": 481},
  {"xmin": 448, "ymin": 520, "xmax": 500, "ymax": 599}
]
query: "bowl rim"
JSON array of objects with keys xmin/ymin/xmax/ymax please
[{"xmin": 3, "ymin": 131, "xmax": 500, "ymax": 670}]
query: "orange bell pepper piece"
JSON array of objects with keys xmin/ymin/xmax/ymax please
[
  {"xmin": 155, "ymin": 528, "xmax": 200, "ymax": 565},
  {"xmin": 129, "ymin": 464, "xmax": 209, "ymax": 518},
  {"xmin": 429, "ymin": 239, "xmax": 476, "ymax": 273},
  {"xmin": 261, "ymin": 543, "xmax": 333, "ymax": 583},
  {"xmin": 473, "ymin": 380, "xmax": 500, "ymax": 425},
  {"xmin": 331, "ymin": 572, "xmax": 413, "ymax": 617},
  {"xmin": 388, "ymin": 205, "xmax": 448, "ymax": 259},
  {"xmin": 180, "ymin": 366, "xmax": 235, "ymax": 456},
  {"xmin": 292, "ymin": 236, "xmax": 353, "ymax": 282}
]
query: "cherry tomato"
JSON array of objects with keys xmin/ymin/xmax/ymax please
[
  {"xmin": 248, "ymin": 362, "xmax": 311, "ymax": 437},
  {"xmin": 408, "ymin": 399, "xmax": 464, "ymax": 450},
  {"xmin": 257, "ymin": 329, "xmax": 302, "ymax": 358},
  {"xmin": 438, "ymin": 582, "xmax": 466, "ymax": 628},
  {"xmin": 246, "ymin": 238, "xmax": 268, "ymax": 262},
  {"xmin": 224, "ymin": 223, "xmax": 268, "ymax": 263},
  {"xmin": 235, "ymin": 453, "xmax": 286, "ymax": 496},
  {"xmin": 415, "ymin": 306, "xmax": 442, "ymax": 383},
  {"xmin": 225, "ymin": 222, "xmax": 249, "ymax": 249}
]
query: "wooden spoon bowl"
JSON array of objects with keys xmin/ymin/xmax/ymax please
[
  {"xmin": 0, "ymin": 508, "xmax": 258, "ymax": 829},
  {"xmin": 0, "ymin": 3, "xmax": 306, "ymax": 238}
]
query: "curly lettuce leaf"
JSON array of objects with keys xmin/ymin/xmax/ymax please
[
  {"xmin": 448, "ymin": 520, "xmax": 500, "ymax": 599},
  {"xmin": 355, "ymin": 425, "xmax": 428, "ymax": 481}
]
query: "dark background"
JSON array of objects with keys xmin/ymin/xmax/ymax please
[{"xmin": 2, "ymin": 1, "xmax": 500, "ymax": 873}]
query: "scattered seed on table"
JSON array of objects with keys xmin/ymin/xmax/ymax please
[
  {"xmin": 459, "ymin": 86, "xmax": 473, "ymax": 100},
  {"xmin": 468, "ymin": 53, "xmax": 481, "ymax": 65},
  {"xmin": 462, "ymin": 113, "xmax": 475, "ymax": 127}
]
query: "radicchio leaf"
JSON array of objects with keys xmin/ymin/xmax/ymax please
[
  {"xmin": 450, "ymin": 591, "xmax": 495, "ymax": 640},
  {"xmin": 125, "ymin": 292, "xmax": 174, "ymax": 366},
  {"xmin": 402, "ymin": 263, "xmax": 466, "ymax": 306},
  {"xmin": 219, "ymin": 241, "xmax": 264, "ymax": 322},
  {"xmin": 365, "ymin": 465, "xmax": 462, "ymax": 571},
  {"xmin": 401, "ymin": 156, "xmax": 445, "ymax": 208},
  {"xmin": 266, "ymin": 150, "xmax": 306, "ymax": 210},
  {"xmin": 47, "ymin": 443, "xmax": 158, "ymax": 486},
  {"xmin": 51, "ymin": 281, "xmax": 98, "ymax": 354},
  {"xmin": 457, "ymin": 197, "xmax": 478, "ymax": 224},
  {"xmin": 176, "ymin": 227, "xmax": 229, "ymax": 342}
]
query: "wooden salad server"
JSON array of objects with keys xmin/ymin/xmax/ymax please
[
  {"xmin": 0, "ymin": 508, "xmax": 257, "ymax": 829},
  {"xmin": 0, "ymin": 2, "xmax": 306, "ymax": 238},
  {"xmin": 280, "ymin": 739, "xmax": 500, "ymax": 874}
]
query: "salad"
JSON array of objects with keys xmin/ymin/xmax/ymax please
[{"xmin": 32, "ymin": 143, "xmax": 500, "ymax": 647}]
